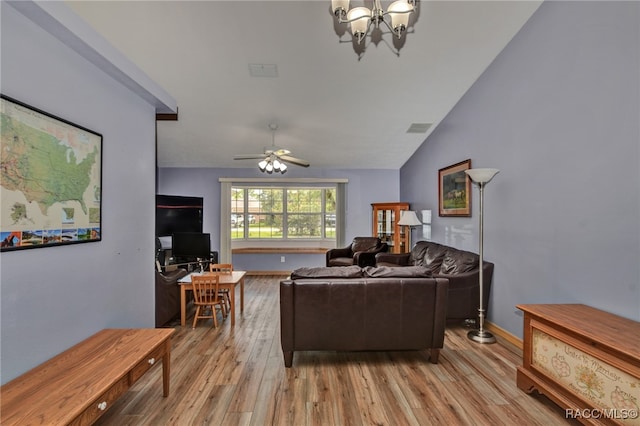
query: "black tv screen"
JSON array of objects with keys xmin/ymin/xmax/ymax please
[
  {"xmin": 172, "ymin": 232, "xmax": 211, "ymax": 259},
  {"xmin": 156, "ymin": 195, "xmax": 203, "ymax": 236}
]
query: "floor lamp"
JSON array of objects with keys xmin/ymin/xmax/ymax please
[
  {"xmin": 397, "ymin": 210, "xmax": 422, "ymax": 252},
  {"xmin": 465, "ymin": 168, "xmax": 499, "ymax": 344}
]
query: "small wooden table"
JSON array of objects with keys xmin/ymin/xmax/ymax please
[
  {"xmin": 179, "ymin": 270, "xmax": 246, "ymax": 327},
  {"xmin": 0, "ymin": 328, "xmax": 173, "ymax": 425}
]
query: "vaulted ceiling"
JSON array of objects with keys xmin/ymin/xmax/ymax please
[{"xmin": 67, "ymin": 1, "xmax": 542, "ymax": 170}]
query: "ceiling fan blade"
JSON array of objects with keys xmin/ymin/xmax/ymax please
[
  {"xmin": 280, "ymin": 155, "xmax": 310, "ymax": 167},
  {"xmin": 234, "ymin": 154, "xmax": 267, "ymax": 160}
]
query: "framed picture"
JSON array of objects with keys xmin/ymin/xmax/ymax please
[
  {"xmin": 0, "ymin": 95, "xmax": 102, "ymax": 251},
  {"xmin": 438, "ymin": 159, "xmax": 471, "ymax": 217}
]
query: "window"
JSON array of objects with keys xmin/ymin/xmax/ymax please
[{"xmin": 231, "ymin": 186, "xmax": 336, "ymax": 241}]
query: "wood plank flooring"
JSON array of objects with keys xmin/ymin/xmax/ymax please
[{"xmin": 95, "ymin": 275, "xmax": 577, "ymax": 425}]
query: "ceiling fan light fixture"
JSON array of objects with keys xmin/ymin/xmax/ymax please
[{"xmin": 235, "ymin": 123, "xmax": 309, "ymax": 172}]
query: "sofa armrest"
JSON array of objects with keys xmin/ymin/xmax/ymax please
[
  {"xmin": 433, "ymin": 262, "xmax": 493, "ymax": 320},
  {"xmin": 433, "ymin": 263, "xmax": 493, "ymax": 290},
  {"xmin": 375, "ymin": 252, "xmax": 411, "ymax": 266},
  {"xmin": 156, "ymin": 268, "xmax": 188, "ymax": 284},
  {"xmin": 325, "ymin": 247, "xmax": 353, "ymax": 264}
]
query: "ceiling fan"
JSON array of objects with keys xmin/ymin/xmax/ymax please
[{"xmin": 234, "ymin": 124, "xmax": 310, "ymax": 173}]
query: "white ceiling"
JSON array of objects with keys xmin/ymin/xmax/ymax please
[{"xmin": 67, "ymin": 1, "xmax": 541, "ymax": 170}]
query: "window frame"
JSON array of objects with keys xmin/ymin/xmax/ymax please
[{"xmin": 231, "ymin": 185, "xmax": 336, "ymax": 245}]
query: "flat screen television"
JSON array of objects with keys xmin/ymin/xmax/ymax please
[
  {"xmin": 156, "ymin": 195, "xmax": 203, "ymax": 237},
  {"xmin": 172, "ymin": 232, "xmax": 211, "ymax": 259}
]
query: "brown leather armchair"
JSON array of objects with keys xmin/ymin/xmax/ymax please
[{"xmin": 326, "ymin": 237, "xmax": 388, "ymax": 267}]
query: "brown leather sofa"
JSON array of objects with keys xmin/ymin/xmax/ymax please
[
  {"xmin": 280, "ymin": 265, "xmax": 448, "ymax": 367},
  {"xmin": 325, "ymin": 237, "xmax": 388, "ymax": 267},
  {"xmin": 376, "ymin": 240, "xmax": 494, "ymax": 322},
  {"xmin": 155, "ymin": 268, "xmax": 189, "ymax": 327}
]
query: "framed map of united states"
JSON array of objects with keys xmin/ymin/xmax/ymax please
[{"xmin": 0, "ymin": 95, "xmax": 102, "ymax": 251}]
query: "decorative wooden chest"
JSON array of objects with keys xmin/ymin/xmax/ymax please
[{"xmin": 517, "ymin": 304, "xmax": 639, "ymax": 425}]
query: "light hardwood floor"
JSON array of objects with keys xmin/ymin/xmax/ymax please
[{"xmin": 96, "ymin": 275, "xmax": 576, "ymax": 425}]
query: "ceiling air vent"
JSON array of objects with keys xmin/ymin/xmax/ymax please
[
  {"xmin": 406, "ymin": 123, "xmax": 431, "ymax": 134},
  {"xmin": 248, "ymin": 63, "xmax": 278, "ymax": 78}
]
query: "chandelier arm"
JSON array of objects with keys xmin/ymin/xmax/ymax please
[
  {"xmin": 337, "ymin": 13, "xmax": 374, "ymax": 25},
  {"xmin": 379, "ymin": 16, "xmax": 396, "ymax": 34},
  {"xmin": 380, "ymin": 9, "xmax": 414, "ymax": 18}
]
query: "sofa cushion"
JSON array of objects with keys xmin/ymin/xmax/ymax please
[
  {"xmin": 412, "ymin": 242, "xmax": 447, "ymax": 273},
  {"xmin": 291, "ymin": 265, "xmax": 363, "ymax": 279},
  {"xmin": 440, "ymin": 250, "xmax": 479, "ymax": 275},
  {"xmin": 363, "ymin": 266, "xmax": 432, "ymax": 278},
  {"xmin": 327, "ymin": 257, "xmax": 356, "ymax": 267}
]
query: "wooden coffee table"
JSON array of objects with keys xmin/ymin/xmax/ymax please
[{"xmin": 0, "ymin": 328, "xmax": 173, "ymax": 425}]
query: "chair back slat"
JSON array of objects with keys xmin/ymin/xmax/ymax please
[
  {"xmin": 210, "ymin": 263, "xmax": 233, "ymax": 274},
  {"xmin": 192, "ymin": 274, "xmax": 220, "ymax": 304}
]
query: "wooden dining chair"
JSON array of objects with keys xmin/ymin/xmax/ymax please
[
  {"xmin": 210, "ymin": 263, "xmax": 233, "ymax": 313},
  {"xmin": 191, "ymin": 274, "xmax": 226, "ymax": 328}
]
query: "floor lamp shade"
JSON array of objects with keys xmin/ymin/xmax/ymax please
[
  {"xmin": 466, "ymin": 168, "xmax": 499, "ymax": 184},
  {"xmin": 464, "ymin": 168, "xmax": 499, "ymax": 344},
  {"xmin": 398, "ymin": 210, "xmax": 422, "ymax": 251}
]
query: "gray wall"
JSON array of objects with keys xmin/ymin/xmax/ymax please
[
  {"xmin": 157, "ymin": 166, "xmax": 400, "ymax": 269},
  {"xmin": 1, "ymin": 4, "xmax": 158, "ymax": 383},
  {"xmin": 400, "ymin": 1, "xmax": 640, "ymax": 337}
]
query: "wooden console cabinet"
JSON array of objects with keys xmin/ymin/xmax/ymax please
[
  {"xmin": 0, "ymin": 328, "xmax": 174, "ymax": 425},
  {"xmin": 516, "ymin": 304, "xmax": 640, "ymax": 425}
]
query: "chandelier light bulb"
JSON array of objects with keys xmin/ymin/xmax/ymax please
[
  {"xmin": 347, "ymin": 7, "xmax": 371, "ymax": 44},
  {"xmin": 332, "ymin": 0, "xmax": 349, "ymax": 17},
  {"xmin": 273, "ymin": 158, "xmax": 281, "ymax": 170},
  {"xmin": 279, "ymin": 163, "xmax": 287, "ymax": 173},
  {"xmin": 388, "ymin": 1, "xmax": 413, "ymax": 37},
  {"xmin": 258, "ymin": 159, "xmax": 268, "ymax": 171}
]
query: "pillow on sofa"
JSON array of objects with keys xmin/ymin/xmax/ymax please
[
  {"xmin": 363, "ymin": 266, "xmax": 432, "ymax": 278},
  {"xmin": 416, "ymin": 243, "xmax": 447, "ymax": 273},
  {"xmin": 291, "ymin": 265, "xmax": 363, "ymax": 279},
  {"xmin": 440, "ymin": 250, "xmax": 479, "ymax": 275}
]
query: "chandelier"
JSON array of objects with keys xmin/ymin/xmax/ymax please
[{"xmin": 331, "ymin": 0, "xmax": 416, "ymax": 45}]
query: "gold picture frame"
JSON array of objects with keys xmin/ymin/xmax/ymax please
[{"xmin": 438, "ymin": 159, "xmax": 471, "ymax": 217}]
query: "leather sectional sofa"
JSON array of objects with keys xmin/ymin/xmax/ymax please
[
  {"xmin": 279, "ymin": 265, "xmax": 448, "ymax": 367},
  {"xmin": 376, "ymin": 240, "xmax": 494, "ymax": 322}
]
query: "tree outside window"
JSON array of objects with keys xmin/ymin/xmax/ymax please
[{"xmin": 231, "ymin": 186, "xmax": 336, "ymax": 241}]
